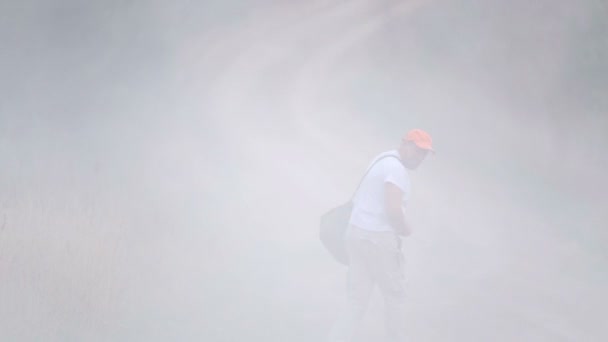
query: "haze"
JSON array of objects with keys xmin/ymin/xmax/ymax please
[{"xmin": 1, "ymin": 1, "xmax": 607, "ymax": 341}]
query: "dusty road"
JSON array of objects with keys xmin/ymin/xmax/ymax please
[{"xmin": 1, "ymin": 0, "xmax": 606, "ymax": 341}]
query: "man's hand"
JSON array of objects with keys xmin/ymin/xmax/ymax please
[{"xmin": 396, "ymin": 218, "xmax": 412, "ymax": 236}]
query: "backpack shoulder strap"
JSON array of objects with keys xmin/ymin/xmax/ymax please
[{"xmin": 350, "ymin": 154, "xmax": 401, "ymax": 200}]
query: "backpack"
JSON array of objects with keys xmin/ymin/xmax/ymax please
[{"xmin": 319, "ymin": 155, "xmax": 400, "ymax": 265}]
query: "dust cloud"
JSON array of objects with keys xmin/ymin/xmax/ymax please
[{"xmin": 1, "ymin": 0, "xmax": 607, "ymax": 341}]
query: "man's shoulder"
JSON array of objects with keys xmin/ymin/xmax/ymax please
[
  {"xmin": 372, "ymin": 150, "xmax": 403, "ymax": 169},
  {"xmin": 372, "ymin": 150, "xmax": 400, "ymax": 162}
]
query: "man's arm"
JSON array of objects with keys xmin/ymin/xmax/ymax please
[{"xmin": 384, "ymin": 182, "xmax": 411, "ymax": 236}]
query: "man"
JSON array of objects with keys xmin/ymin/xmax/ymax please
[{"xmin": 328, "ymin": 129, "xmax": 433, "ymax": 342}]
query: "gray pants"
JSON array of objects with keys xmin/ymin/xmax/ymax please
[{"xmin": 328, "ymin": 226, "xmax": 407, "ymax": 342}]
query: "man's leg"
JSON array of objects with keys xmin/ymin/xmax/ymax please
[
  {"xmin": 328, "ymin": 237, "xmax": 375, "ymax": 342},
  {"xmin": 374, "ymin": 236, "xmax": 407, "ymax": 342}
]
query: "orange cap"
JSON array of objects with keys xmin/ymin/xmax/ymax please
[{"xmin": 403, "ymin": 129, "xmax": 434, "ymax": 151}]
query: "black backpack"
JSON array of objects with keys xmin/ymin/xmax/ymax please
[{"xmin": 319, "ymin": 155, "xmax": 399, "ymax": 265}]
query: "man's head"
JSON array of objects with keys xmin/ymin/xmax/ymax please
[{"xmin": 398, "ymin": 129, "xmax": 434, "ymax": 169}]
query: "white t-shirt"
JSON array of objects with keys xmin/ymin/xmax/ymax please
[{"xmin": 349, "ymin": 150, "xmax": 410, "ymax": 232}]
